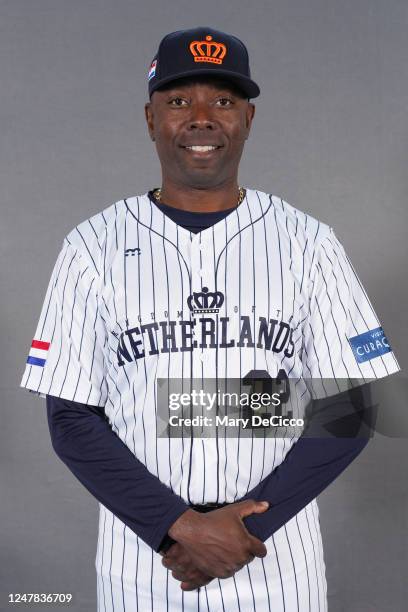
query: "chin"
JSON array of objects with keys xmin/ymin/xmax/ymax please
[{"xmin": 182, "ymin": 174, "xmax": 225, "ymax": 189}]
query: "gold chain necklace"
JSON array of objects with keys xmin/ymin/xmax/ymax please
[{"xmin": 153, "ymin": 187, "xmax": 246, "ymax": 207}]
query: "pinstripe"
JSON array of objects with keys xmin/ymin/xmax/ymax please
[
  {"xmin": 150, "ymin": 549, "xmax": 154, "ymax": 612},
  {"xmin": 138, "ymin": 199, "xmax": 153, "ymax": 469},
  {"xmin": 244, "ymin": 194, "xmax": 255, "ymax": 494},
  {"xmin": 299, "ymin": 239, "xmax": 309, "ymax": 296},
  {"xmin": 284, "ymin": 524, "xmax": 300, "ymax": 611},
  {"xmin": 232, "ymin": 204, "xmax": 242, "ymax": 502},
  {"xmin": 222, "ymin": 217, "xmax": 229, "ymax": 501},
  {"xmin": 199, "ymin": 231, "xmax": 207, "ymax": 502},
  {"xmin": 273, "ymin": 205, "xmax": 284, "ymax": 319},
  {"xmin": 75, "ymin": 226, "xmax": 99, "ymax": 273},
  {"xmin": 231, "ymin": 574, "xmax": 241, "ymax": 612},
  {"xmin": 310, "ymin": 504, "xmax": 327, "ymax": 610},
  {"xmin": 120, "ymin": 525, "xmax": 126, "ymax": 612},
  {"xmin": 304, "ymin": 505, "xmax": 321, "ymax": 612},
  {"xmin": 123, "ymin": 206, "xmax": 129, "ymax": 329},
  {"xmin": 58, "ymin": 274, "xmax": 93, "ymax": 396},
  {"xmin": 245, "ymin": 564, "xmax": 257, "ymax": 611},
  {"xmin": 315, "ymin": 260, "xmax": 353, "ymax": 379},
  {"xmin": 259, "ymin": 558, "xmax": 272, "ymax": 612},
  {"xmin": 212, "ymin": 225, "xmax": 220, "ymax": 502},
  {"xmin": 109, "ymin": 512, "xmax": 115, "ymax": 612},
  {"xmin": 162, "ymin": 213, "xmax": 174, "ymax": 487},
  {"xmin": 135, "ymin": 537, "xmax": 139, "ymax": 612},
  {"xmin": 45, "ymin": 251, "xmax": 77, "ymax": 393},
  {"xmin": 150, "ymin": 213, "xmax": 162, "ymax": 482},
  {"xmin": 175, "ymin": 224, "xmax": 186, "ymax": 498},
  {"xmin": 132, "ymin": 199, "xmax": 142, "ymax": 462},
  {"xmin": 287, "ymin": 215, "xmax": 293, "ymax": 270},
  {"xmin": 85, "ymin": 307, "xmax": 103, "ymax": 400},
  {"xmin": 108, "ymin": 264, "xmax": 133, "ymax": 408},
  {"xmin": 88, "ymin": 218, "xmax": 103, "ymax": 251},
  {"xmin": 113, "ymin": 203, "xmax": 119, "ymax": 251},
  {"xmin": 216, "ymin": 579, "xmax": 226, "ymax": 612},
  {"xmin": 313, "ymin": 221, "xmax": 320, "ymax": 245},
  {"xmin": 102, "ymin": 221, "xmax": 108, "ymax": 286},
  {"xmin": 204, "ymin": 585, "xmax": 210, "ymax": 611},
  {"xmin": 257, "ymin": 191, "xmax": 271, "ymax": 481},
  {"xmin": 305, "ymin": 323, "xmax": 327, "ymax": 397},
  {"xmin": 100, "ymin": 507, "xmax": 107, "ymax": 612},
  {"xmin": 271, "ymin": 534, "xmax": 286, "ymax": 611}
]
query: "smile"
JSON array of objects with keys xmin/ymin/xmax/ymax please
[{"xmin": 183, "ymin": 145, "xmax": 221, "ymax": 152}]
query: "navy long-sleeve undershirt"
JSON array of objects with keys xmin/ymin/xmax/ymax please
[
  {"xmin": 46, "ymin": 387, "xmax": 373, "ymax": 552},
  {"xmin": 44, "ymin": 193, "xmax": 374, "ymax": 552}
]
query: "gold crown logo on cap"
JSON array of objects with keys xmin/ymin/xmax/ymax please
[{"xmin": 189, "ymin": 35, "xmax": 227, "ymax": 65}]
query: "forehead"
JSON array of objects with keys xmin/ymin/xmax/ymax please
[{"xmin": 153, "ymin": 76, "xmax": 247, "ymax": 98}]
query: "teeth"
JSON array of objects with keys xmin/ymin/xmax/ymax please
[{"xmin": 186, "ymin": 145, "xmax": 218, "ymax": 152}]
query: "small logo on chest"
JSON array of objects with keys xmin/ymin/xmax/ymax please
[{"xmin": 125, "ymin": 247, "xmax": 141, "ymax": 257}]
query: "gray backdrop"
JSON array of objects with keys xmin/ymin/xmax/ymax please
[{"xmin": 1, "ymin": 1, "xmax": 407, "ymax": 610}]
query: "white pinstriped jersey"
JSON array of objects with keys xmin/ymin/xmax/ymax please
[{"xmin": 20, "ymin": 189, "xmax": 400, "ymax": 611}]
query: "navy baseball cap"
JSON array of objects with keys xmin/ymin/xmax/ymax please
[{"xmin": 147, "ymin": 27, "xmax": 260, "ymax": 99}]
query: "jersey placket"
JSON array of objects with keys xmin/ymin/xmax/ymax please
[
  {"xmin": 189, "ymin": 231, "xmax": 222, "ymax": 501},
  {"xmin": 190, "ymin": 231, "xmax": 213, "ymax": 405}
]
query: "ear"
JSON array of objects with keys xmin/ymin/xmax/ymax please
[
  {"xmin": 144, "ymin": 101, "xmax": 155, "ymax": 142},
  {"xmin": 245, "ymin": 102, "xmax": 255, "ymax": 136}
]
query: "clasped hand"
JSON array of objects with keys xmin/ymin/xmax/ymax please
[{"xmin": 160, "ymin": 499, "xmax": 269, "ymax": 591}]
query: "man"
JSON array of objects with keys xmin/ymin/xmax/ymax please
[{"xmin": 20, "ymin": 27, "xmax": 400, "ymax": 611}]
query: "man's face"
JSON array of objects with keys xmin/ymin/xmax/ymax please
[{"xmin": 145, "ymin": 76, "xmax": 255, "ymax": 189}]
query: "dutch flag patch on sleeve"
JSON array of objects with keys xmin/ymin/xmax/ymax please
[{"xmin": 26, "ymin": 339, "xmax": 51, "ymax": 367}]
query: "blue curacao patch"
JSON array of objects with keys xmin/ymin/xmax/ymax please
[{"xmin": 348, "ymin": 326, "xmax": 392, "ymax": 364}]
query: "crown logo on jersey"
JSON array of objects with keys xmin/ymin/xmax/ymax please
[
  {"xmin": 189, "ymin": 35, "xmax": 227, "ymax": 65},
  {"xmin": 187, "ymin": 286, "xmax": 225, "ymax": 314}
]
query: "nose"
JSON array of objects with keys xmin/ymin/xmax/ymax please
[{"xmin": 187, "ymin": 102, "xmax": 216, "ymax": 130}]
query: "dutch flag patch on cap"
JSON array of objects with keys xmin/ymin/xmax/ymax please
[
  {"xmin": 148, "ymin": 59, "xmax": 157, "ymax": 81},
  {"xmin": 26, "ymin": 339, "xmax": 50, "ymax": 367}
]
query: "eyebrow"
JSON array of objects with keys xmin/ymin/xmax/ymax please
[{"xmin": 162, "ymin": 86, "xmax": 243, "ymax": 97}]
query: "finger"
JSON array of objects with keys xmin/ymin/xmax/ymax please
[
  {"xmin": 181, "ymin": 577, "xmax": 213, "ymax": 591},
  {"xmin": 172, "ymin": 569, "xmax": 189, "ymax": 582},
  {"xmin": 181, "ymin": 583, "xmax": 199, "ymax": 591},
  {"xmin": 170, "ymin": 567, "xmax": 205, "ymax": 582},
  {"xmin": 162, "ymin": 557, "xmax": 188, "ymax": 572},
  {"xmin": 235, "ymin": 499, "xmax": 269, "ymax": 518},
  {"xmin": 248, "ymin": 536, "xmax": 268, "ymax": 558},
  {"xmin": 162, "ymin": 547, "xmax": 182, "ymax": 561},
  {"xmin": 171, "ymin": 568, "xmax": 211, "ymax": 583}
]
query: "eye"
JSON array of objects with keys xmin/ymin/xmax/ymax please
[
  {"xmin": 216, "ymin": 97, "xmax": 233, "ymax": 107},
  {"xmin": 169, "ymin": 97, "xmax": 188, "ymax": 107}
]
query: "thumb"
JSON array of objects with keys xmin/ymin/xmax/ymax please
[{"xmin": 235, "ymin": 499, "xmax": 269, "ymax": 519}]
